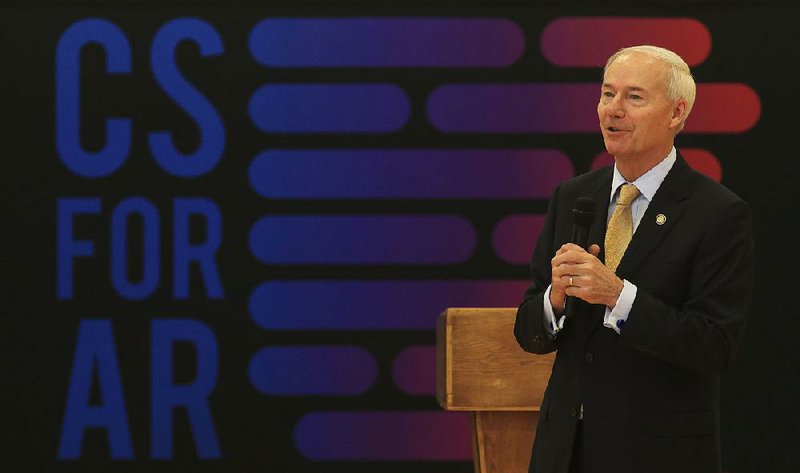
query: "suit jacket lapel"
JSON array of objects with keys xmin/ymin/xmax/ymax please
[
  {"xmin": 615, "ymin": 153, "xmax": 693, "ymax": 279},
  {"xmin": 589, "ymin": 174, "xmax": 612, "ymax": 259}
]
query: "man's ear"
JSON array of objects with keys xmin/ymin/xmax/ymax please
[{"xmin": 669, "ymin": 99, "xmax": 688, "ymax": 131}]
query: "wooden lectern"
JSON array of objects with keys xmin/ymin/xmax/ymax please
[{"xmin": 436, "ymin": 308, "xmax": 555, "ymax": 473}]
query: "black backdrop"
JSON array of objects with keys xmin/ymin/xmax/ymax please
[{"xmin": 2, "ymin": 1, "xmax": 798, "ymax": 472}]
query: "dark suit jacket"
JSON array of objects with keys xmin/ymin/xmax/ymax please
[{"xmin": 514, "ymin": 153, "xmax": 755, "ymax": 473}]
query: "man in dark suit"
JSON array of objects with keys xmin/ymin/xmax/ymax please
[{"xmin": 514, "ymin": 45, "xmax": 755, "ymax": 473}]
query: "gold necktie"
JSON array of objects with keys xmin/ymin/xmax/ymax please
[{"xmin": 605, "ymin": 183, "xmax": 641, "ymax": 273}]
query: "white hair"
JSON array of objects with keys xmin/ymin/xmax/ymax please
[{"xmin": 605, "ymin": 45, "xmax": 696, "ymax": 133}]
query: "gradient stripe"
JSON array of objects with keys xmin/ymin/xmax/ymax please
[
  {"xmin": 591, "ymin": 149, "xmax": 722, "ymax": 182},
  {"xmin": 428, "ymin": 83, "xmax": 597, "ymax": 133},
  {"xmin": 248, "ymin": 215, "xmax": 475, "ymax": 265},
  {"xmin": 493, "ymin": 215, "xmax": 546, "ymax": 265},
  {"xmin": 428, "ymin": 83, "xmax": 760, "ymax": 134},
  {"xmin": 541, "ymin": 17, "xmax": 711, "ymax": 67},
  {"xmin": 248, "ymin": 280, "xmax": 530, "ymax": 330},
  {"xmin": 392, "ymin": 346, "xmax": 435, "ymax": 395},
  {"xmin": 248, "ymin": 149, "xmax": 572, "ymax": 199},
  {"xmin": 248, "ymin": 84, "xmax": 409, "ymax": 133},
  {"xmin": 248, "ymin": 346, "xmax": 377, "ymax": 395},
  {"xmin": 249, "ymin": 18, "xmax": 524, "ymax": 67},
  {"xmin": 683, "ymin": 84, "xmax": 761, "ymax": 133},
  {"xmin": 294, "ymin": 411, "xmax": 472, "ymax": 461}
]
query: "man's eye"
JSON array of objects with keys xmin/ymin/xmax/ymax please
[
  {"xmin": 629, "ymin": 94, "xmax": 642, "ymax": 100},
  {"xmin": 603, "ymin": 92, "xmax": 614, "ymax": 98}
]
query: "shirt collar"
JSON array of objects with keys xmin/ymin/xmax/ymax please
[{"xmin": 610, "ymin": 146, "xmax": 677, "ymax": 204}]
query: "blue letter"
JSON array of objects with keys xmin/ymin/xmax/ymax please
[
  {"xmin": 151, "ymin": 319, "xmax": 221, "ymax": 459},
  {"xmin": 56, "ymin": 19, "xmax": 131, "ymax": 178},
  {"xmin": 149, "ymin": 18, "xmax": 225, "ymax": 177},
  {"xmin": 57, "ymin": 198, "xmax": 101, "ymax": 300},
  {"xmin": 111, "ymin": 197, "xmax": 160, "ymax": 300},
  {"xmin": 173, "ymin": 198, "xmax": 224, "ymax": 299},
  {"xmin": 58, "ymin": 319, "xmax": 133, "ymax": 459}
]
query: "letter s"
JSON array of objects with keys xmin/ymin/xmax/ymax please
[{"xmin": 149, "ymin": 18, "xmax": 225, "ymax": 178}]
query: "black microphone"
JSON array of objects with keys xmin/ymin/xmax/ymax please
[{"xmin": 563, "ymin": 197, "xmax": 596, "ymax": 319}]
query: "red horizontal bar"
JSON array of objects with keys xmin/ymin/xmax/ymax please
[
  {"xmin": 684, "ymin": 84, "xmax": 761, "ymax": 133},
  {"xmin": 541, "ymin": 17, "xmax": 711, "ymax": 67}
]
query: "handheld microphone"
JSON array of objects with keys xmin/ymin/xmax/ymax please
[{"xmin": 564, "ymin": 197, "xmax": 596, "ymax": 319}]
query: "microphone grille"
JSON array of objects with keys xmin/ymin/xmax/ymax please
[{"xmin": 573, "ymin": 197, "xmax": 596, "ymax": 226}]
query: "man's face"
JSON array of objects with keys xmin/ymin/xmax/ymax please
[{"xmin": 597, "ymin": 52, "xmax": 682, "ymax": 161}]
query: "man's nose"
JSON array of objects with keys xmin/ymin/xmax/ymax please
[{"xmin": 606, "ymin": 95, "xmax": 626, "ymax": 118}]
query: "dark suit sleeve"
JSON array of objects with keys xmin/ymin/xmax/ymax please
[
  {"xmin": 618, "ymin": 198, "xmax": 755, "ymax": 374},
  {"xmin": 514, "ymin": 184, "xmax": 561, "ymax": 354}
]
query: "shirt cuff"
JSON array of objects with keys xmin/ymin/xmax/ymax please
[
  {"xmin": 543, "ymin": 285, "xmax": 566, "ymax": 336},
  {"xmin": 603, "ymin": 279, "xmax": 637, "ymax": 334}
]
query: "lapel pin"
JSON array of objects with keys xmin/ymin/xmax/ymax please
[{"xmin": 656, "ymin": 214, "xmax": 667, "ymax": 225}]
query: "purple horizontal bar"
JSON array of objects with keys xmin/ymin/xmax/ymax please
[
  {"xmin": 392, "ymin": 346, "xmax": 435, "ymax": 395},
  {"xmin": 493, "ymin": 215, "xmax": 546, "ymax": 264},
  {"xmin": 249, "ymin": 18, "xmax": 524, "ymax": 67},
  {"xmin": 248, "ymin": 216, "xmax": 475, "ymax": 265},
  {"xmin": 294, "ymin": 411, "xmax": 472, "ymax": 461},
  {"xmin": 248, "ymin": 84, "xmax": 409, "ymax": 133},
  {"xmin": 248, "ymin": 280, "xmax": 530, "ymax": 330},
  {"xmin": 428, "ymin": 84, "xmax": 598, "ymax": 133},
  {"xmin": 248, "ymin": 346, "xmax": 377, "ymax": 396},
  {"xmin": 248, "ymin": 149, "xmax": 572, "ymax": 199}
]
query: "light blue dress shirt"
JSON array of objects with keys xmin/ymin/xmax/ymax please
[{"xmin": 543, "ymin": 147, "xmax": 677, "ymax": 335}]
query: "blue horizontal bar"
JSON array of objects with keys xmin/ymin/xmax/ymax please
[
  {"xmin": 248, "ymin": 149, "xmax": 573, "ymax": 199},
  {"xmin": 248, "ymin": 346, "xmax": 377, "ymax": 395},
  {"xmin": 248, "ymin": 84, "xmax": 410, "ymax": 133},
  {"xmin": 294, "ymin": 411, "xmax": 472, "ymax": 460},
  {"xmin": 249, "ymin": 18, "xmax": 524, "ymax": 67},
  {"xmin": 248, "ymin": 280, "xmax": 530, "ymax": 330},
  {"xmin": 248, "ymin": 215, "xmax": 475, "ymax": 264}
]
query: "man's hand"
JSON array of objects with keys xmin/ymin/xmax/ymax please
[{"xmin": 549, "ymin": 243, "xmax": 625, "ymax": 314}]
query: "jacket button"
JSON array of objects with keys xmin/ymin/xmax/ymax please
[
  {"xmin": 585, "ymin": 352, "xmax": 594, "ymax": 363},
  {"xmin": 569, "ymin": 407, "xmax": 577, "ymax": 417}
]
